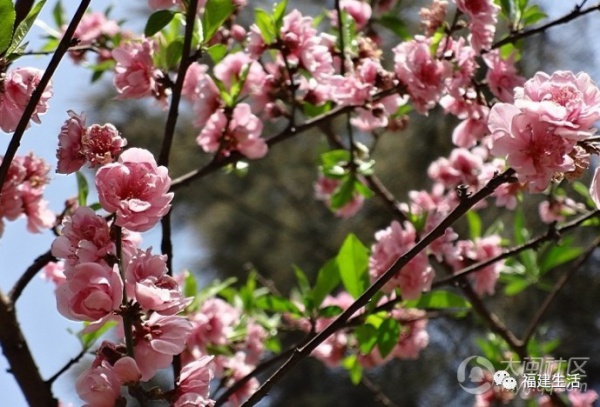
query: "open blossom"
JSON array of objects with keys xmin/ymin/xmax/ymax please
[
  {"xmin": 75, "ymin": 361, "xmax": 122, "ymax": 407},
  {"xmin": 0, "ymin": 67, "xmax": 53, "ymax": 133},
  {"xmin": 183, "ymin": 63, "xmax": 222, "ymax": 127},
  {"xmin": 0, "ymin": 154, "xmax": 54, "ymax": 236},
  {"xmin": 483, "ymin": 50, "xmax": 525, "ymax": 103},
  {"xmin": 56, "ymin": 111, "xmax": 86, "ymax": 174},
  {"xmin": 56, "ymin": 112, "xmax": 126, "ymax": 174},
  {"xmin": 391, "ymin": 308, "xmax": 429, "ymax": 359},
  {"xmin": 448, "ymin": 236, "xmax": 504, "ymax": 296},
  {"xmin": 71, "ymin": 12, "xmax": 119, "ymax": 47},
  {"xmin": 189, "ymin": 298, "xmax": 240, "ymax": 350},
  {"xmin": 369, "ymin": 221, "xmax": 434, "ymax": 299},
  {"xmin": 134, "ymin": 314, "xmax": 193, "ymax": 380},
  {"xmin": 419, "ymin": 0, "xmax": 448, "ymax": 36},
  {"xmin": 96, "ymin": 148, "xmax": 173, "ymax": 232},
  {"xmin": 112, "ymin": 38, "xmax": 163, "ymax": 100},
  {"xmin": 197, "ymin": 103, "xmax": 267, "ymax": 159},
  {"xmin": 332, "ymin": 0, "xmax": 372, "ymax": 30},
  {"xmin": 175, "ymin": 357, "xmax": 214, "ymax": 405},
  {"xmin": 56, "ymin": 262, "xmax": 123, "ymax": 321},
  {"xmin": 455, "ymin": 0, "xmax": 500, "ymax": 52},
  {"xmin": 514, "ymin": 71, "xmax": 600, "ymax": 136},
  {"xmin": 125, "ymin": 248, "xmax": 187, "ymax": 314},
  {"xmin": 488, "ymin": 104, "xmax": 581, "ymax": 192},
  {"xmin": 393, "ymin": 36, "xmax": 450, "ymax": 114},
  {"xmin": 280, "ymin": 10, "xmax": 334, "ymax": 79},
  {"xmin": 539, "ymin": 197, "xmax": 584, "ymax": 223}
]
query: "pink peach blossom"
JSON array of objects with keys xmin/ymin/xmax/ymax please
[
  {"xmin": 71, "ymin": 12, "xmax": 119, "ymax": 46},
  {"xmin": 314, "ymin": 174, "xmax": 365, "ymax": 218},
  {"xmin": 419, "ymin": 0, "xmax": 448, "ymax": 36},
  {"xmin": 112, "ymin": 39, "xmax": 163, "ymax": 100},
  {"xmin": 455, "ymin": 0, "xmax": 500, "ymax": 52},
  {"xmin": 488, "ymin": 104, "xmax": 577, "ymax": 192},
  {"xmin": 483, "ymin": 50, "xmax": 525, "ymax": 103},
  {"xmin": 177, "ymin": 357, "xmax": 214, "ymax": 399},
  {"xmin": 41, "ymin": 261, "xmax": 66, "ymax": 286},
  {"xmin": 514, "ymin": 71, "xmax": 600, "ymax": 137},
  {"xmin": 0, "ymin": 67, "xmax": 53, "ymax": 133},
  {"xmin": 369, "ymin": 221, "xmax": 434, "ymax": 299},
  {"xmin": 393, "ymin": 36, "xmax": 450, "ymax": 114},
  {"xmin": 197, "ymin": 103, "xmax": 267, "ymax": 159},
  {"xmin": 81, "ymin": 123, "xmax": 126, "ymax": 167},
  {"xmin": 391, "ymin": 308, "xmax": 429, "ymax": 359},
  {"xmin": 56, "ymin": 262, "xmax": 123, "ymax": 321},
  {"xmin": 56, "ymin": 111, "xmax": 87, "ymax": 174},
  {"xmin": 95, "ymin": 148, "xmax": 173, "ymax": 232},
  {"xmin": 134, "ymin": 314, "xmax": 193, "ymax": 380},
  {"xmin": 75, "ymin": 361, "xmax": 122, "ymax": 407}
]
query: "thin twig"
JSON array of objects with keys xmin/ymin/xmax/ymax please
[
  {"xmin": 521, "ymin": 237, "xmax": 600, "ymax": 345},
  {"xmin": 241, "ymin": 169, "xmax": 516, "ymax": 406},
  {"xmin": 46, "ymin": 347, "xmax": 88, "ymax": 385},
  {"xmin": 0, "ymin": 0, "xmax": 92, "ymax": 196},
  {"xmin": 491, "ymin": 3, "xmax": 600, "ymax": 50},
  {"xmin": 361, "ymin": 375, "xmax": 399, "ymax": 407},
  {"xmin": 9, "ymin": 250, "xmax": 56, "ymax": 303},
  {"xmin": 432, "ymin": 209, "xmax": 600, "ymax": 288}
]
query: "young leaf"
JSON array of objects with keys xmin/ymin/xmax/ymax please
[
  {"xmin": 539, "ymin": 238, "xmax": 583, "ymax": 275},
  {"xmin": 255, "ymin": 294, "xmax": 302, "ymax": 315},
  {"xmin": 330, "ymin": 175, "xmax": 355, "ymax": 210},
  {"xmin": 75, "ymin": 171, "xmax": 89, "ymax": 207},
  {"xmin": 342, "ymin": 354, "xmax": 362, "ymax": 385},
  {"xmin": 0, "ymin": 0, "xmax": 16, "ymax": 55},
  {"xmin": 272, "ymin": 0, "xmax": 288, "ymax": 31},
  {"xmin": 183, "ymin": 271, "xmax": 198, "ymax": 297},
  {"xmin": 52, "ymin": 0, "xmax": 65, "ymax": 28},
  {"xmin": 355, "ymin": 324, "xmax": 378, "ymax": 354},
  {"xmin": 407, "ymin": 290, "xmax": 471, "ymax": 309},
  {"xmin": 466, "ymin": 210, "xmax": 482, "ymax": 239},
  {"xmin": 6, "ymin": 0, "xmax": 46, "ymax": 55},
  {"xmin": 377, "ymin": 318, "xmax": 400, "ymax": 358},
  {"xmin": 145, "ymin": 10, "xmax": 177, "ymax": 37},
  {"xmin": 206, "ymin": 43, "xmax": 228, "ymax": 63},
  {"xmin": 336, "ymin": 234, "xmax": 369, "ymax": 299},
  {"xmin": 255, "ymin": 9, "xmax": 276, "ymax": 44},
  {"xmin": 313, "ymin": 258, "xmax": 340, "ymax": 307},
  {"xmin": 318, "ymin": 305, "xmax": 343, "ymax": 318},
  {"xmin": 202, "ymin": 0, "xmax": 235, "ymax": 44}
]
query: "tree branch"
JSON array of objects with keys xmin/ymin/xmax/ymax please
[
  {"xmin": 521, "ymin": 237, "xmax": 600, "ymax": 346},
  {"xmin": 45, "ymin": 347, "xmax": 88, "ymax": 386},
  {"xmin": 241, "ymin": 168, "xmax": 516, "ymax": 406},
  {"xmin": 491, "ymin": 2, "xmax": 600, "ymax": 50},
  {"xmin": 0, "ymin": 0, "xmax": 92, "ymax": 196},
  {"xmin": 431, "ymin": 209, "xmax": 600, "ymax": 289},
  {"xmin": 8, "ymin": 250, "xmax": 56, "ymax": 303},
  {"xmin": 0, "ymin": 290, "xmax": 57, "ymax": 406}
]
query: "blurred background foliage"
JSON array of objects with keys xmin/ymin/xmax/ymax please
[{"xmin": 83, "ymin": 0, "xmax": 600, "ymax": 405}]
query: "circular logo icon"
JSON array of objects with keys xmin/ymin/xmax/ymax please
[{"xmin": 457, "ymin": 356, "xmax": 495, "ymax": 395}]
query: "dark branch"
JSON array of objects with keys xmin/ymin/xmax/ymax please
[
  {"xmin": 9, "ymin": 250, "xmax": 56, "ymax": 303},
  {"xmin": 46, "ymin": 347, "xmax": 88, "ymax": 386}
]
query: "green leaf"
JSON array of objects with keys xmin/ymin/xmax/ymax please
[
  {"xmin": 165, "ymin": 38, "xmax": 184, "ymax": 68},
  {"xmin": 377, "ymin": 318, "xmax": 400, "ymax": 358},
  {"xmin": 0, "ymin": 0, "xmax": 16, "ymax": 54},
  {"xmin": 355, "ymin": 324, "xmax": 378, "ymax": 354},
  {"xmin": 521, "ymin": 5, "xmax": 547, "ymax": 26},
  {"xmin": 466, "ymin": 210, "xmax": 482, "ymax": 239},
  {"xmin": 318, "ymin": 305, "xmax": 343, "ymax": 318},
  {"xmin": 264, "ymin": 336, "xmax": 282, "ymax": 353},
  {"xmin": 406, "ymin": 290, "xmax": 471, "ymax": 309},
  {"xmin": 321, "ymin": 149, "xmax": 350, "ymax": 167},
  {"xmin": 539, "ymin": 239, "xmax": 583, "ymax": 275},
  {"xmin": 330, "ymin": 175, "xmax": 355, "ymax": 210},
  {"xmin": 183, "ymin": 271, "xmax": 198, "ymax": 297},
  {"xmin": 293, "ymin": 265, "xmax": 314, "ymax": 311},
  {"xmin": 255, "ymin": 8, "xmax": 276, "ymax": 44},
  {"xmin": 6, "ymin": 0, "xmax": 46, "ymax": 55},
  {"xmin": 145, "ymin": 10, "xmax": 177, "ymax": 37},
  {"xmin": 377, "ymin": 14, "xmax": 410, "ymax": 40},
  {"xmin": 52, "ymin": 0, "xmax": 65, "ymax": 28},
  {"xmin": 503, "ymin": 277, "xmax": 530, "ymax": 296},
  {"xmin": 79, "ymin": 320, "xmax": 117, "ymax": 348},
  {"xmin": 336, "ymin": 234, "xmax": 369, "ymax": 299},
  {"xmin": 272, "ymin": 0, "xmax": 288, "ymax": 31},
  {"xmin": 202, "ymin": 0, "xmax": 235, "ymax": 44},
  {"xmin": 498, "ymin": 0, "xmax": 513, "ymax": 19},
  {"xmin": 313, "ymin": 258, "xmax": 340, "ymax": 307},
  {"xmin": 206, "ymin": 43, "xmax": 227, "ymax": 63},
  {"xmin": 342, "ymin": 355, "xmax": 362, "ymax": 385},
  {"xmin": 75, "ymin": 172, "xmax": 88, "ymax": 207},
  {"xmin": 198, "ymin": 277, "xmax": 237, "ymax": 301},
  {"xmin": 255, "ymin": 294, "xmax": 302, "ymax": 314}
]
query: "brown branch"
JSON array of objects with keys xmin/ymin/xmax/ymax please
[
  {"xmin": 361, "ymin": 375, "xmax": 399, "ymax": 407},
  {"xmin": 491, "ymin": 2, "xmax": 600, "ymax": 50},
  {"xmin": 0, "ymin": 0, "xmax": 92, "ymax": 197},
  {"xmin": 432, "ymin": 209, "xmax": 600, "ymax": 289},
  {"xmin": 9, "ymin": 250, "xmax": 56, "ymax": 303},
  {"xmin": 0, "ymin": 290, "xmax": 57, "ymax": 406},
  {"xmin": 240, "ymin": 169, "xmax": 516, "ymax": 406},
  {"xmin": 46, "ymin": 347, "xmax": 88, "ymax": 386},
  {"xmin": 170, "ymin": 86, "xmax": 403, "ymax": 192},
  {"xmin": 521, "ymin": 237, "xmax": 600, "ymax": 346}
]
